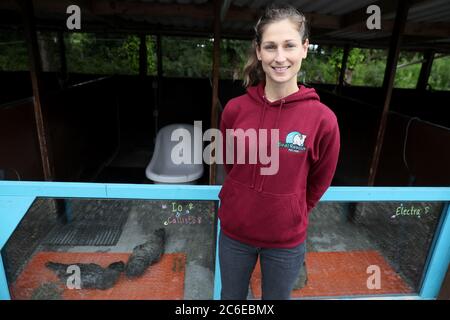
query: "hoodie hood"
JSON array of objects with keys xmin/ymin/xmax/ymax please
[{"xmin": 247, "ymin": 82, "xmax": 320, "ymax": 108}]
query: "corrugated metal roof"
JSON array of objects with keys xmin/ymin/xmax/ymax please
[
  {"xmin": 232, "ymin": 0, "xmax": 376, "ymax": 15},
  {"xmin": 408, "ymin": 0, "xmax": 450, "ymax": 22},
  {"xmin": 227, "ymin": 0, "xmax": 450, "ymax": 51},
  {"xmin": 0, "ymin": 0, "xmax": 448, "ymax": 51}
]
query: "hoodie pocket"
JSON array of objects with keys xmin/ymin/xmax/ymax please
[
  {"xmin": 219, "ymin": 178, "xmax": 303, "ymax": 244},
  {"xmin": 290, "ymin": 193, "xmax": 307, "ymax": 229},
  {"xmin": 218, "ymin": 179, "xmax": 235, "ymax": 220}
]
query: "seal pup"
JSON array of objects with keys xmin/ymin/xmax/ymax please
[
  {"xmin": 46, "ymin": 261, "xmax": 125, "ymax": 290},
  {"xmin": 125, "ymin": 228, "xmax": 166, "ymax": 278}
]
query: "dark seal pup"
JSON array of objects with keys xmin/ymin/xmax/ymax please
[
  {"xmin": 125, "ymin": 228, "xmax": 166, "ymax": 278},
  {"xmin": 45, "ymin": 261, "xmax": 125, "ymax": 290}
]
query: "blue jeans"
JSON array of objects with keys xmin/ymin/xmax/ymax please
[{"xmin": 219, "ymin": 231, "xmax": 306, "ymax": 300}]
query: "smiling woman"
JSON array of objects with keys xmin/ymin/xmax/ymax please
[{"xmin": 218, "ymin": 5, "xmax": 340, "ymax": 300}]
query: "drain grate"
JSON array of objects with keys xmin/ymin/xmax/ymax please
[{"xmin": 44, "ymin": 201, "xmax": 129, "ymax": 246}]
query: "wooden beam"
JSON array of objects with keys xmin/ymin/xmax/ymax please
[
  {"xmin": 404, "ymin": 21, "xmax": 450, "ymax": 38},
  {"xmin": 153, "ymin": 34, "xmax": 162, "ymax": 140},
  {"xmin": 3, "ymin": 0, "xmax": 450, "ymax": 39},
  {"xmin": 16, "ymin": 0, "xmax": 55, "ymax": 181},
  {"xmin": 57, "ymin": 30, "xmax": 67, "ymax": 86},
  {"xmin": 11, "ymin": 0, "xmax": 339, "ymax": 29},
  {"xmin": 156, "ymin": 34, "xmax": 162, "ymax": 78},
  {"xmin": 416, "ymin": 49, "xmax": 434, "ymax": 90},
  {"xmin": 305, "ymin": 13, "xmax": 341, "ymax": 30},
  {"xmin": 368, "ymin": 0, "xmax": 410, "ymax": 186},
  {"xmin": 340, "ymin": 0, "xmax": 400, "ymax": 30},
  {"xmin": 209, "ymin": 0, "xmax": 222, "ymax": 185},
  {"xmin": 91, "ymin": 1, "xmax": 213, "ymax": 19},
  {"xmin": 355, "ymin": 20, "xmax": 450, "ymax": 39},
  {"xmin": 139, "ymin": 34, "xmax": 147, "ymax": 77},
  {"xmin": 338, "ymin": 44, "xmax": 350, "ymax": 91},
  {"xmin": 320, "ymin": 0, "xmax": 448, "ymax": 39},
  {"xmin": 340, "ymin": 0, "xmax": 429, "ymax": 29},
  {"xmin": 220, "ymin": 0, "xmax": 231, "ymax": 22}
]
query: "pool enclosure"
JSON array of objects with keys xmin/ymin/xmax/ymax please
[{"xmin": 1, "ymin": 182, "xmax": 449, "ymax": 300}]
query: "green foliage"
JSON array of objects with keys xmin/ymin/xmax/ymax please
[
  {"xmin": 300, "ymin": 45, "xmax": 342, "ymax": 84},
  {"xmin": 162, "ymin": 37, "xmax": 213, "ymax": 78},
  {"xmin": 145, "ymin": 36, "xmax": 157, "ymax": 75},
  {"xmin": 65, "ymin": 33, "xmax": 157, "ymax": 75},
  {"xmin": 350, "ymin": 49, "xmax": 387, "ymax": 87},
  {"xmin": 429, "ymin": 55, "xmax": 450, "ymax": 91},
  {"xmin": 0, "ymin": 31, "xmax": 28, "ymax": 71},
  {"xmin": 220, "ymin": 39, "xmax": 251, "ymax": 80},
  {"xmin": 394, "ymin": 52, "xmax": 422, "ymax": 89},
  {"xmin": 0, "ymin": 30, "xmax": 449, "ymax": 91}
]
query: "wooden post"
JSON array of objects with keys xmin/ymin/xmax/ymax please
[
  {"xmin": 139, "ymin": 34, "xmax": 147, "ymax": 77},
  {"xmin": 337, "ymin": 44, "xmax": 350, "ymax": 93},
  {"xmin": 156, "ymin": 34, "xmax": 163, "ymax": 78},
  {"xmin": 209, "ymin": 0, "xmax": 222, "ymax": 185},
  {"xmin": 368, "ymin": 0, "xmax": 409, "ymax": 186},
  {"xmin": 17, "ymin": 0, "xmax": 55, "ymax": 181},
  {"xmin": 57, "ymin": 31, "xmax": 67, "ymax": 87},
  {"xmin": 416, "ymin": 49, "xmax": 435, "ymax": 91},
  {"xmin": 153, "ymin": 34, "xmax": 163, "ymax": 139}
]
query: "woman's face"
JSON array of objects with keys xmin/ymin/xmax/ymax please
[{"xmin": 256, "ymin": 19, "xmax": 309, "ymax": 87}]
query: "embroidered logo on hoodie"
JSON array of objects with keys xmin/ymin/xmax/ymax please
[{"xmin": 279, "ymin": 131, "xmax": 307, "ymax": 152}]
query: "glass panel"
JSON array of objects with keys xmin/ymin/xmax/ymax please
[
  {"xmin": 2, "ymin": 197, "xmax": 217, "ymax": 300},
  {"xmin": 249, "ymin": 201, "xmax": 444, "ymax": 299},
  {"xmin": 304, "ymin": 201, "xmax": 444, "ymax": 297},
  {"xmin": 3, "ymin": 198, "xmax": 444, "ymax": 299}
]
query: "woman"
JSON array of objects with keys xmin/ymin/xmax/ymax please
[{"xmin": 218, "ymin": 5, "xmax": 340, "ymax": 300}]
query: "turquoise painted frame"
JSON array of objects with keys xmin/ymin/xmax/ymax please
[{"xmin": 0, "ymin": 181, "xmax": 449, "ymax": 300}]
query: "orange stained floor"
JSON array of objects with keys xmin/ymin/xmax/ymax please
[
  {"xmin": 11, "ymin": 251, "xmax": 186, "ymax": 300},
  {"xmin": 250, "ymin": 250, "xmax": 414, "ymax": 298}
]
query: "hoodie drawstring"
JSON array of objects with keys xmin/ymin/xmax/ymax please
[
  {"xmin": 257, "ymin": 99, "xmax": 284, "ymax": 192},
  {"xmin": 250, "ymin": 98, "xmax": 267, "ymax": 188}
]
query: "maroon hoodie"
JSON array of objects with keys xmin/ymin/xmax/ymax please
[{"xmin": 218, "ymin": 82, "xmax": 340, "ymax": 248}]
